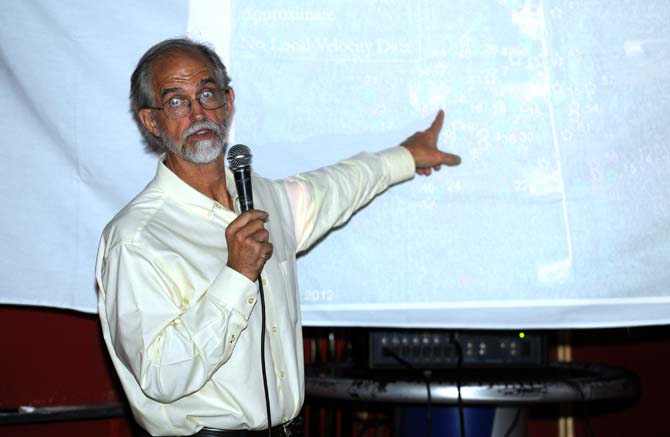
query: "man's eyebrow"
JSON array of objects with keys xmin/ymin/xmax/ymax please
[
  {"xmin": 160, "ymin": 87, "xmax": 184, "ymax": 100},
  {"xmin": 197, "ymin": 77, "xmax": 217, "ymax": 88},
  {"xmin": 159, "ymin": 78, "xmax": 217, "ymax": 100}
]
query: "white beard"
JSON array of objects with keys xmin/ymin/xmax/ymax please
[
  {"xmin": 173, "ymin": 137, "xmax": 224, "ymax": 164},
  {"xmin": 160, "ymin": 120, "xmax": 227, "ymax": 164}
]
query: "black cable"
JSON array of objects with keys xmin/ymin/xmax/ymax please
[
  {"xmin": 503, "ymin": 407, "xmax": 521, "ymax": 437},
  {"xmin": 423, "ymin": 370, "xmax": 433, "ymax": 437},
  {"xmin": 449, "ymin": 333, "xmax": 466, "ymax": 437},
  {"xmin": 258, "ymin": 280, "xmax": 272, "ymax": 437},
  {"xmin": 381, "ymin": 347, "xmax": 432, "ymax": 437}
]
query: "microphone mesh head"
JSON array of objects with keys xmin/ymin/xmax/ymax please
[{"xmin": 227, "ymin": 144, "xmax": 252, "ymax": 169}]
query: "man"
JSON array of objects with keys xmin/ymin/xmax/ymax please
[{"xmin": 95, "ymin": 38, "xmax": 460, "ymax": 436}]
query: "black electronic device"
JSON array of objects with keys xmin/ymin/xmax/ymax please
[{"xmin": 368, "ymin": 330, "xmax": 546, "ymax": 369}]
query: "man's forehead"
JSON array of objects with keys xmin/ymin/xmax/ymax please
[{"xmin": 150, "ymin": 50, "xmax": 216, "ymax": 92}]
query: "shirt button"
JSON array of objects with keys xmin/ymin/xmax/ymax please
[
  {"xmin": 272, "ymin": 325, "xmax": 278, "ymax": 333},
  {"xmin": 230, "ymin": 334, "xmax": 236, "ymax": 343},
  {"xmin": 280, "ymin": 370, "xmax": 286, "ymax": 379},
  {"xmin": 248, "ymin": 297, "xmax": 254, "ymax": 305},
  {"xmin": 262, "ymin": 277, "xmax": 267, "ymax": 286}
]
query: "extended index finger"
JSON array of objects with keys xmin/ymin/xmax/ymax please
[{"xmin": 427, "ymin": 109, "xmax": 445, "ymax": 135}]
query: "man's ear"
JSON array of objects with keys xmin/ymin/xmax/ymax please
[
  {"xmin": 226, "ymin": 87, "xmax": 236, "ymax": 124},
  {"xmin": 138, "ymin": 109, "xmax": 160, "ymax": 137},
  {"xmin": 227, "ymin": 86, "xmax": 236, "ymax": 106}
]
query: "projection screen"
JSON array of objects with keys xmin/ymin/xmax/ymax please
[{"xmin": 1, "ymin": 0, "xmax": 669, "ymax": 328}]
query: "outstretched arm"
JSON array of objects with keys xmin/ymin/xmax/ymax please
[{"xmin": 400, "ymin": 110, "xmax": 461, "ymax": 176}]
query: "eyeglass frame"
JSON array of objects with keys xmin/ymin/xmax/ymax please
[{"xmin": 145, "ymin": 87, "xmax": 230, "ymax": 119}]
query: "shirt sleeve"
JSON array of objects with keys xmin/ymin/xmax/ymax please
[
  {"xmin": 97, "ymin": 239, "xmax": 258, "ymax": 403},
  {"xmin": 281, "ymin": 146, "xmax": 415, "ymax": 253}
]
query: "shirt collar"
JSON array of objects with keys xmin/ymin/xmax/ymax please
[{"xmin": 153, "ymin": 153, "xmax": 239, "ymax": 214}]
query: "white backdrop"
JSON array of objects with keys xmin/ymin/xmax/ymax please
[{"xmin": 2, "ymin": 0, "xmax": 670, "ymax": 328}]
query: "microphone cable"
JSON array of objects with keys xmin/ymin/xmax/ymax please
[{"xmin": 258, "ymin": 278, "xmax": 272, "ymax": 437}]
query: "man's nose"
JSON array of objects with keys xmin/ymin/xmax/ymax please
[{"xmin": 190, "ymin": 100, "xmax": 206, "ymax": 121}]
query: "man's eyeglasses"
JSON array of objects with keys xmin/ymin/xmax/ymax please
[{"xmin": 147, "ymin": 88, "xmax": 228, "ymax": 119}]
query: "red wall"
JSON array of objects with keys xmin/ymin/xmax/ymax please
[
  {"xmin": 0, "ymin": 305, "xmax": 134, "ymax": 436},
  {"xmin": 568, "ymin": 326, "xmax": 670, "ymax": 436},
  {"xmin": 1, "ymin": 305, "xmax": 667, "ymax": 436}
]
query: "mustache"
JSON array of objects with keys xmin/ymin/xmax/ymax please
[{"xmin": 182, "ymin": 120, "xmax": 223, "ymax": 140}]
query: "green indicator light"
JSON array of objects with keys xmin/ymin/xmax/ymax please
[{"xmin": 519, "ymin": 332, "xmax": 526, "ymax": 339}]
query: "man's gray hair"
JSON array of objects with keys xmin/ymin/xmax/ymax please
[{"xmin": 130, "ymin": 37, "xmax": 232, "ymax": 153}]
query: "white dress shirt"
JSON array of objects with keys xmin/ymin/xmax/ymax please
[{"xmin": 95, "ymin": 146, "xmax": 415, "ymax": 436}]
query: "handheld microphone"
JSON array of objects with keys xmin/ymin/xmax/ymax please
[
  {"xmin": 227, "ymin": 143, "xmax": 273, "ymax": 434},
  {"xmin": 227, "ymin": 144, "xmax": 254, "ymax": 212}
]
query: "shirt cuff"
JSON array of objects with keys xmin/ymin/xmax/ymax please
[
  {"xmin": 207, "ymin": 266, "xmax": 258, "ymax": 320},
  {"xmin": 376, "ymin": 146, "xmax": 416, "ymax": 185}
]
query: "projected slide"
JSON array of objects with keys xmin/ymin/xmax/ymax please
[
  {"xmin": 187, "ymin": 0, "xmax": 670, "ymax": 327},
  {"xmin": 2, "ymin": 0, "xmax": 670, "ymax": 328}
]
